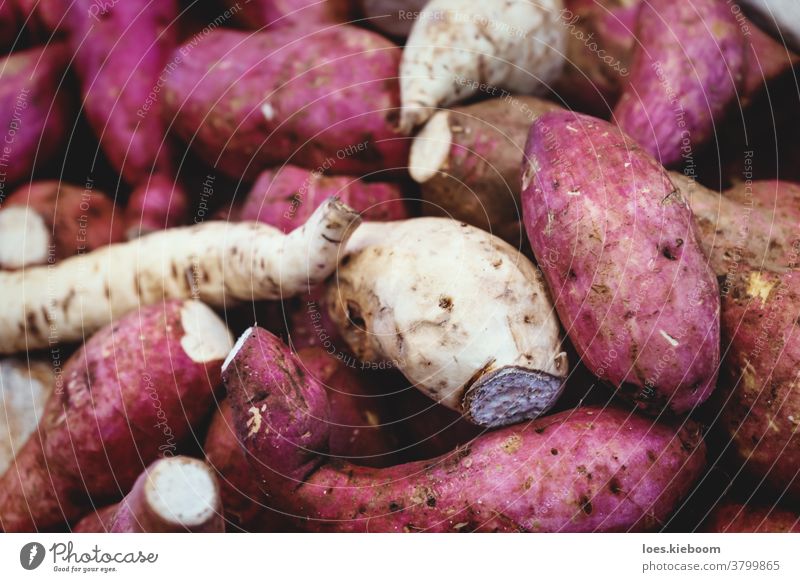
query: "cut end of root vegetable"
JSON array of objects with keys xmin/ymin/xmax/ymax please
[
  {"xmin": 463, "ymin": 366, "xmax": 565, "ymax": 427},
  {"xmin": 409, "ymin": 111, "xmax": 452, "ymax": 183},
  {"xmin": 0, "ymin": 207, "xmax": 50, "ymax": 270},
  {"xmin": 179, "ymin": 301, "xmax": 235, "ymax": 363},
  {"xmin": 222, "ymin": 327, "xmax": 254, "ymax": 373},
  {"xmin": 144, "ymin": 457, "xmax": 220, "ymax": 529}
]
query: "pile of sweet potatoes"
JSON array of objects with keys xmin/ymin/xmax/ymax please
[{"xmin": 1, "ymin": 0, "xmax": 799, "ymax": 534}]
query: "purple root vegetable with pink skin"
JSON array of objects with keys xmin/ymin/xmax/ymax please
[
  {"xmin": 222, "ymin": 326, "xmax": 707, "ymax": 532},
  {"xmin": 0, "ymin": 43, "xmax": 73, "ymax": 187},
  {"xmin": 240, "ymin": 166, "xmax": 408, "ymax": 233},
  {"xmin": 221, "ymin": 0, "xmax": 354, "ymax": 30},
  {"xmin": 0, "ymin": 300, "xmax": 233, "ymax": 532},
  {"xmin": 164, "ymin": 26, "xmax": 407, "ymax": 181},
  {"xmin": 723, "ymin": 180, "xmax": 800, "ymax": 224},
  {"xmin": 73, "ymin": 457, "xmax": 225, "ymax": 533},
  {"xmin": 613, "ymin": 0, "xmax": 746, "ymax": 167},
  {"xmin": 64, "ymin": 0, "xmax": 180, "ymax": 185},
  {"xmin": 704, "ymin": 502, "xmax": 800, "ymax": 533},
  {"xmin": 521, "ymin": 111, "xmax": 720, "ymax": 415},
  {"xmin": 124, "ymin": 175, "xmax": 190, "ymax": 239},
  {"xmin": 717, "ymin": 269, "xmax": 800, "ymax": 501}
]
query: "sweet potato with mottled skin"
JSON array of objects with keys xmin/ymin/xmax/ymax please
[
  {"xmin": 0, "ymin": 359, "xmax": 53, "ymax": 476},
  {"xmin": 0, "ymin": 181, "xmax": 125, "ymax": 270},
  {"xmin": 613, "ymin": 0, "xmax": 746, "ymax": 167},
  {"xmin": 63, "ymin": 0, "xmax": 180, "ymax": 185},
  {"xmin": 0, "ymin": 44, "xmax": 73, "ymax": 187},
  {"xmin": 240, "ymin": 166, "xmax": 408, "ymax": 233},
  {"xmin": 109, "ymin": 457, "xmax": 224, "ymax": 533},
  {"xmin": 398, "ymin": 0, "xmax": 566, "ymax": 132},
  {"xmin": 0, "ymin": 300, "xmax": 233, "ymax": 532},
  {"xmin": 521, "ymin": 111, "xmax": 720, "ymax": 415},
  {"xmin": 724, "ymin": 180, "xmax": 800, "ymax": 224},
  {"xmin": 164, "ymin": 26, "xmax": 406, "ymax": 180},
  {"xmin": 717, "ymin": 269, "xmax": 800, "ymax": 500},
  {"xmin": 124, "ymin": 175, "xmax": 190, "ymax": 239},
  {"xmin": 223, "ymin": 0, "xmax": 353, "ymax": 29},
  {"xmin": 325, "ymin": 218, "xmax": 568, "ymax": 427},
  {"xmin": 671, "ymin": 172, "xmax": 800, "ymax": 276},
  {"xmin": 409, "ymin": 96, "xmax": 559, "ymax": 246},
  {"xmin": 0, "ymin": 198, "xmax": 359, "ymax": 354},
  {"xmin": 553, "ymin": 0, "xmax": 640, "ymax": 115},
  {"xmin": 704, "ymin": 502, "xmax": 800, "ymax": 533},
  {"xmin": 223, "ymin": 327, "xmax": 706, "ymax": 532},
  {"xmin": 73, "ymin": 457, "xmax": 225, "ymax": 533}
]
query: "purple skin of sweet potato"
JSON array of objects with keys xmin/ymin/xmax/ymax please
[
  {"xmin": 0, "ymin": 301, "xmax": 225, "ymax": 532},
  {"xmin": 724, "ymin": 180, "xmax": 800, "ymax": 225},
  {"xmin": 521, "ymin": 111, "xmax": 720, "ymax": 415},
  {"xmin": 0, "ymin": 43, "xmax": 73, "ymax": 187},
  {"xmin": 223, "ymin": 327, "xmax": 706, "ymax": 532},
  {"xmin": 613, "ymin": 0, "xmax": 745, "ymax": 167},
  {"xmin": 240, "ymin": 166, "xmax": 408, "ymax": 233},
  {"xmin": 124, "ymin": 174, "xmax": 190, "ymax": 239},
  {"xmin": 164, "ymin": 26, "xmax": 407, "ymax": 181},
  {"xmin": 64, "ymin": 0, "xmax": 179, "ymax": 185},
  {"xmin": 718, "ymin": 269, "xmax": 800, "ymax": 500},
  {"xmin": 223, "ymin": 0, "xmax": 353, "ymax": 29},
  {"xmin": 704, "ymin": 502, "xmax": 800, "ymax": 533},
  {"xmin": 72, "ymin": 505, "xmax": 118, "ymax": 533}
]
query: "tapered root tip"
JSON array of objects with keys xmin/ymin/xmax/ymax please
[
  {"xmin": 463, "ymin": 367, "xmax": 565, "ymax": 427},
  {"xmin": 409, "ymin": 111, "xmax": 452, "ymax": 183},
  {"xmin": 145, "ymin": 457, "xmax": 221, "ymax": 530},
  {"xmin": 398, "ymin": 102, "xmax": 435, "ymax": 135}
]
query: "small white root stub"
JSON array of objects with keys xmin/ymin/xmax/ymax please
[
  {"xmin": 0, "ymin": 198, "xmax": 360, "ymax": 354},
  {"xmin": 325, "ymin": 218, "xmax": 568, "ymax": 427}
]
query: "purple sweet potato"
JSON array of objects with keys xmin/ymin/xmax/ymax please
[
  {"xmin": 671, "ymin": 172, "xmax": 800, "ymax": 275},
  {"xmin": 240, "ymin": 165, "xmax": 408, "ymax": 233},
  {"xmin": 164, "ymin": 26, "xmax": 407, "ymax": 180},
  {"xmin": 409, "ymin": 96, "xmax": 559, "ymax": 246},
  {"xmin": 704, "ymin": 502, "xmax": 800, "ymax": 533},
  {"xmin": 109, "ymin": 457, "xmax": 224, "ymax": 533},
  {"xmin": 724, "ymin": 180, "xmax": 800, "ymax": 225},
  {"xmin": 613, "ymin": 0, "xmax": 745, "ymax": 166},
  {"xmin": 64, "ymin": 0, "xmax": 180, "ymax": 185},
  {"xmin": 717, "ymin": 269, "xmax": 800, "ymax": 500},
  {"xmin": 74, "ymin": 457, "xmax": 225, "ymax": 533},
  {"xmin": 223, "ymin": 326, "xmax": 706, "ymax": 532},
  {"xmin": 0, "ymin": 180, "xmax": 126, "ymax": 270},
  {"xmin": 223, "ymin": 0, "xmax": 353, "ymax": 29},
  {"xmin": 0, "ymin": 300, "xmax": 233, "ymax": 532},
  {"xmin": 521, "ymin": 111, "xmax": 720, "ymax": 414},
  {"xmin": 0, "ymin": 43, "xmax": 73, "ymax": 188},
  {"xmin": 124, "ymin": 174, "xmax": 190, "ymax": 239},
  {"xmin": 553, "ymin": 0, "xmax": 641, "ymax": 115}
]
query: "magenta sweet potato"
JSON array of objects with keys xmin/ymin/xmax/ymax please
[
  {"xmin": 164, "ymin": 26, "xmax": 407, "ymax": 180},
  {"xmin": 704, "ymin": 502, "xmax": 800, "ymax": 533},
  {"xmin": 223, "ymin": 326, "xmax": 706, "ymax": 532},
  {"xmin": 64, "ymin": 0, "xmax": 180, "ymax": 185},
  {"xmin": 0, "ymin": 43, "xmax": 73, "ymax": 188},
  {"xmin": 240, "ymin": 165, "xmax": 407, "ymax": 233},
  {"xmin": 521, "ymin": 111, "xmax": 720, "ymax": 415},
  {"xmin": 717, "ymin": 268, "xmax": 800, "ymax": 500},
  {"xmin": 223, "ymin": 0, "xmax": 353, "ymax": 29},
  {"xmin": 72, "ymin": 505, "xmax": 118, "ymax": 533},
  {"xmin": 0, "ymin": 300, "xmax": 233, "ymax": 532},
  {"xmin": 613, "ymin": 0, "xmax": 745, "ymax": 167},
  {"xmin": 0, "ymin": 180, "xmax": 125, "ymax": 269},
  {"xmin": 124, "ymin": 175, "xmax": 190, "ymax": 239}
]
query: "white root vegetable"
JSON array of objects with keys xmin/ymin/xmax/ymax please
[
  {"xmin": 0, "ymin": 198, "xmax": 360, "ymax": 354},
  {"xmin": 398, "ymin": 0, "xmax": 566, "ymax": 133},
  {"xmin": 324, "ymin": 218, "xmax": 568, "ymax": 427},
  {"xmin": 0, "ymin": 359, "xmax": 54, "ymax": 475}
]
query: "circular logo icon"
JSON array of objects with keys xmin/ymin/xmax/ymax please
[{"xmin": 20, "ymin": 542, "xmax": 46, "ymax": 570}]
